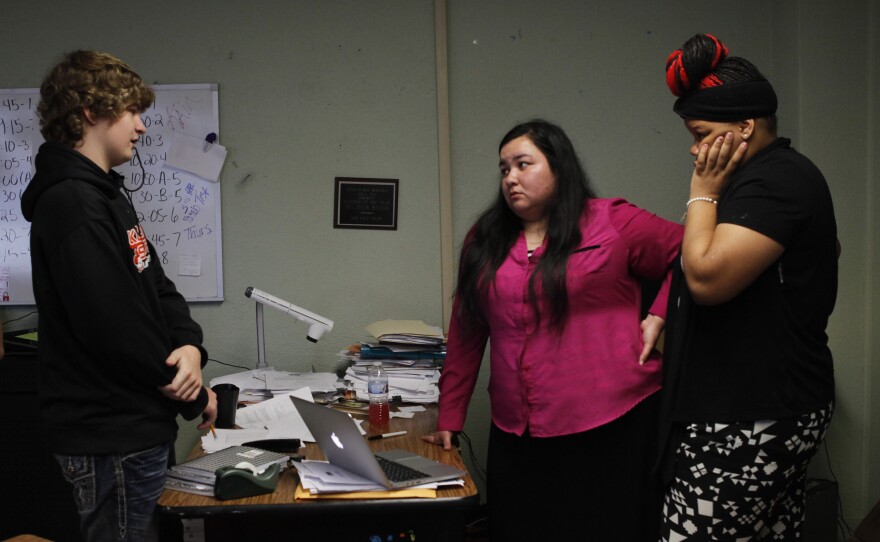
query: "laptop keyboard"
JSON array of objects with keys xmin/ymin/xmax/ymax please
[{"xmin": 374, "ymin": 455, "xmax": 430, "ymax": 482}]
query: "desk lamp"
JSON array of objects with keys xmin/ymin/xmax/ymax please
[{"xmin": 243, "ymin": 287, "xmax": 334, "ymax": 395}]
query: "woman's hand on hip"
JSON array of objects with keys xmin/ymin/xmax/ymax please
[{"xmin": 639, "ymin": 313, "xmax": 665, "ymax": 365}]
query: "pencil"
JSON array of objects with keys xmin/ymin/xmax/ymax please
[{"xmin": 210, "ymin": 424, "xmax": 217, "ymax": 439}]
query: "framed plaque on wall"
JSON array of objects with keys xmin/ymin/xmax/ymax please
[{"xmin": 333, "ymin": 177, "xmax": 398, "ymax": 230}]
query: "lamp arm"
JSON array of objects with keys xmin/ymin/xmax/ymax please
[{"xmin": 244, "ymin": 286, "xmax": 334, "ymax": 343}]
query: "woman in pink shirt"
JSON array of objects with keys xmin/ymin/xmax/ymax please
[{"xmin": 424, "ymin": 120, "xmax": 683, "ymax": 540}]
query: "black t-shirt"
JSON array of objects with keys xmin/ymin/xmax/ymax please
[{"xmin": 668, "ymin": 138, "xmax": 837, "ymax": 422}]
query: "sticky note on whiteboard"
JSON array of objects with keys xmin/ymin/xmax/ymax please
[
  {"xmin": 164, "ymin": 132, "xmax": 227, "ymax": 182},
  {"xmin": 178, "ymin": 254, "xmax": 202, "ymax": 277}
]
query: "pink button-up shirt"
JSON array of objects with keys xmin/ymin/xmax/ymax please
[{"xmin": 437, "ymin": 198, "xmax": 684, "ymax": 437}]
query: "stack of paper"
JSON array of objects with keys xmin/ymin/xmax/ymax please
[
  {"xmin": 365, "ymin": 320, "xmax": 445, "ymax": 346},
  {"xmin": 293, "ymin": 460, "xmax": 460, "ymax": 495},
  {"xmin": 344, "ymin": 364, "xmax": 440, "ymax": 404},
  {"xmin": 336, "ymin": 343, "xmax": 444, "ymax": 376},
  {"xmin": 294, "ymin": 460, "xmax": 390, "ymax": 493},
  {"xmin": 328, "ymin": 320, "xmax": 448, "ymax": 405},
  {"xmin": 357, "ymin": 342, "xmax": 445, "ymax": 363}
]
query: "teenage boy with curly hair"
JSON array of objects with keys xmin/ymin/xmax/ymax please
[{"xmin": 22, "ymin": 50, "xmax": 217, "ymax": 542}]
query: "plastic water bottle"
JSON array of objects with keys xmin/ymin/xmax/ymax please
[{"xmin": 368, "ymin": 361, "xmax": 389, "ymax": 426}]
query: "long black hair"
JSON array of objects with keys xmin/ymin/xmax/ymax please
[{"xmin": 455, "ymin": 120, "xmax": 596, "ymax": 330}]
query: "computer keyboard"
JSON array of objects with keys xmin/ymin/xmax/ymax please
[{"xmin": 374, "ymin": 455, "xmax": 430, "ymax": 482}]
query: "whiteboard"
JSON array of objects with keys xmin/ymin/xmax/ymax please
[{"xmin": 0, "ymin": 84, "xmax": 223, "ymax": 304}]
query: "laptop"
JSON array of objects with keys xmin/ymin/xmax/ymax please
[{"xmin": 291, "ymin": 396, "xmax": 465, "ymax": 489}]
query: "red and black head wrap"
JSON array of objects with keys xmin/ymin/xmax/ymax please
[{"xmin": 665, "ymin": 34, "xmax": 777, "ymax": 122}]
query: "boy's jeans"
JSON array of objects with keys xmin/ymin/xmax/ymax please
[{"xmin": 55, "ymin": 442, "xmax": 172, "ymax": 542}]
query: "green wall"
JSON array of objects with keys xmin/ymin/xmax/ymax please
[{"xmin": 2, "ymin": 0, "xmax": 876, "ymax": 532}]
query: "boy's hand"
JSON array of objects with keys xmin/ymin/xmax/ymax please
[{"xmin": 159, "ymin": 345, "xmax": 203, "ymax": 401}]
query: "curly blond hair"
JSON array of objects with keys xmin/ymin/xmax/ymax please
[{"xmin": 38, "ymin": 50, "xmax": 155, "ymax": 145}]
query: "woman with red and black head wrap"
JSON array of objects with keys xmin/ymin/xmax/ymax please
[{"xmin": 657, "ymin": 34, "xmax": 838, "ymax": 541}]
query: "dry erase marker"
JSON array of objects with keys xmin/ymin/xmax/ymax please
[{"xmin": 368, "ymin": 431, "xmax": 407, "ymax": 441}]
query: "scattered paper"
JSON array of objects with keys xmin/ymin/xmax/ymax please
[
  {"xmin": 200, "ymin": 428, "xmax": 270, "ymax": 453},
  {"xmin": 293, "ymin": 460, "xmax": 450, "ymax": 495}
]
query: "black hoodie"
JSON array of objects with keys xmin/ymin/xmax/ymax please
[{"xmin": 22, "ymin": 142, "xmax": 208, "ymax": 455}]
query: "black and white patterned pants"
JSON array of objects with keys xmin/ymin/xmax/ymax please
[{"xmin": 660, "ymin": 403, "xmax": 833, "ymax": 541}]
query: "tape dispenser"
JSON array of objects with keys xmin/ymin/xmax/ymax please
[{"xmin": 214, "ymin": 461, "xmax": 281, "ymax": 500}]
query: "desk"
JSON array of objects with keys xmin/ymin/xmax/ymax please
[{"xmin": 158, "ymin": 404, "xmax": 479, "ymax": 541}]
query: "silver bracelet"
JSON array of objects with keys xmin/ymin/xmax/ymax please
[
  {"xmin": 682, "ymin": 196, "xmax": 718, "ymax": 222},
  {"xmin": 686, "ymin": 196, "xmax": 718, "ymax": 207}
]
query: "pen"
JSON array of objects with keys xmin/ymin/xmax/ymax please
[
  {"xmin": 210, "ymin": 424, "xmax": 217, "ymax": 439},
  {"xmin": 368, "ymin": 430, "xmax": 407, "ymax": 441}
]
